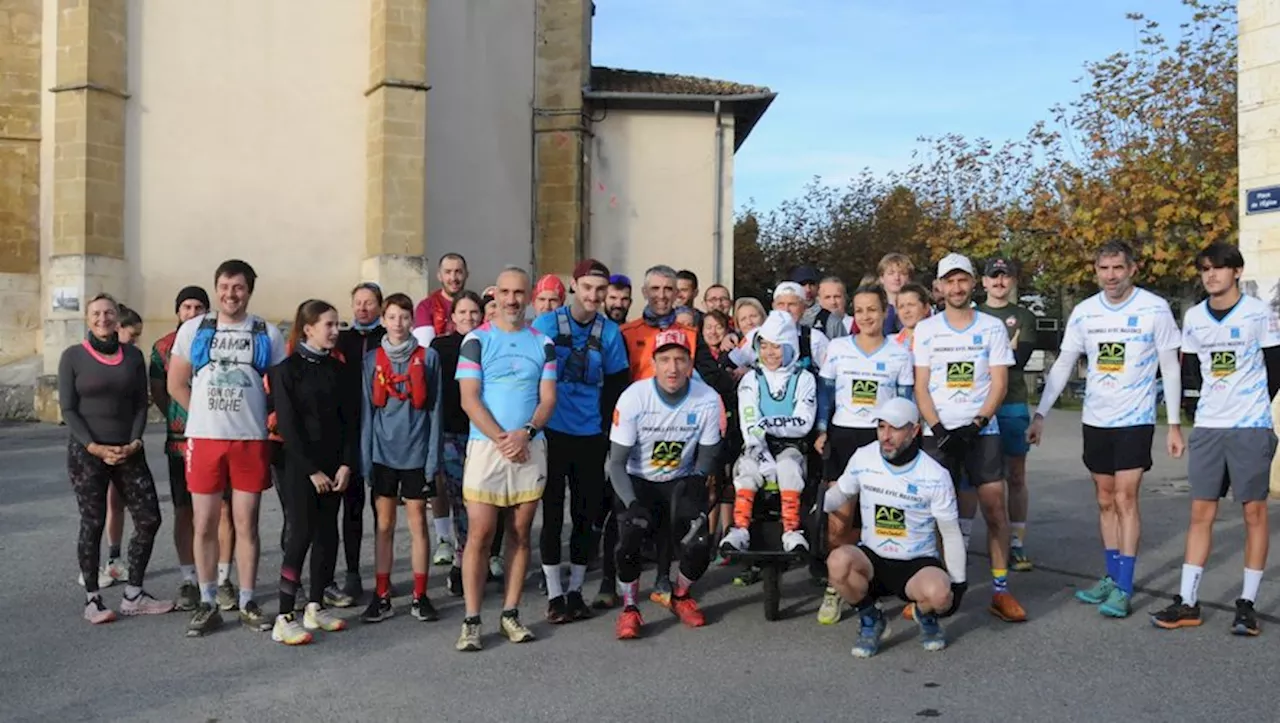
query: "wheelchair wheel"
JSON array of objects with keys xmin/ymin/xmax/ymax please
[{"xmin": 762, "ymin": 563, "xmax": 782, "ymax": 621}]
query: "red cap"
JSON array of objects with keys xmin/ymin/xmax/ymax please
[
  {"xmin": 572, "ymin": 258, "xmax": 611, "ymax": 280},
  {"xmin": 653, "ymin": 329, "xmax": 691, "ymax": 355}
]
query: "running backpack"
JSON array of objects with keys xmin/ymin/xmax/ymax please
[
  {"xmin": 371, "ymin": 345, "xmax": 429, "ymax": 409},
  {"xmin": 189, "ymin": 313, "xmax": 272, "ymax": 375},
  {"xmin": 553, "ymin": 307, "xmax": 605, "ymax": 386}
]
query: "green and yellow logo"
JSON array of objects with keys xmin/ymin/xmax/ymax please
[
  {"xmin": 1210, "ymin": 350, "xmax": 1236, "ymax": 378},
  {"xmin": 1097, "ymin": 342, "xmax": 1126, "ymax": 372},
  {"xmin": 850, "ymin": 379, "xmax": 879, "ymax": 406},
  {"xmin": 874, "ymin": 504, "xmax": 906, "ymax": 538},
  {"xmin": 650, "ymin": 440, "xmax": 686, "ymax": 471},
  {"xmin": 945, "ymin": 361, "xmax": 974, "ymax": 389}
]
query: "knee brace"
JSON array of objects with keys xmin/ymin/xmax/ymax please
[{"xmin": 673, "ymin": 480, "xmax": 711, "ymax": 577}]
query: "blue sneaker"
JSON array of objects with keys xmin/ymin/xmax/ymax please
[
  {"xmin": 915, "ymin": 610, "xmax": 947, "ymax": 651},
  {"xmin": 1075, "ymin": 576, "xmax": 1116, "ymax": 605},
  {"xmin": 851, "ymin": 607, "xmax": 887, "ymax": 659},
  {"xmin": 1098, "ymin": 588, "xmax": 1131, "ymax": 618}
]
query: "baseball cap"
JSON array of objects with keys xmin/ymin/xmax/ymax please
[
  {"xmin": 653, "ymin": 328, "xmax": 691, "ymax": 355},
  {"xmin": 790, "ymin": 264, "xmax": 820, "ymax": 284},
  {"xmin": 872, "ymin": 397, "xmax": 920, "ymax": 429},
  {"xmin": 983, "ymin": 258, "xmax": 1014, "ymax": 277},
  {"xmin": 573, "ymin": 258, "xmax": 611, "ymax": 280},
  {"xmin": 937, "ymin": 253, "xmax": 975, "ymax": 279},
  {"xmin": 773, "ymin": 281, "xmax": 806, "ymax": 301}
]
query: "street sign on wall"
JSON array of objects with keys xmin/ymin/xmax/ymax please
[{"xmin": 1246, "ymin": 185, "xmax": 1280, "ymax": 215}]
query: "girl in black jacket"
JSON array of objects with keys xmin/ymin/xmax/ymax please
[{"xmin": 268, "ymin": 299, "xmax": 360, "ymax": 645}]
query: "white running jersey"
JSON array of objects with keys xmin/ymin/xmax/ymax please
[
  {"xmin": 1182, "ymin": 295, "xmax": 1280, "ymax": 429},
  {"xmin": 913, "ymin": 311, "xmax": 1014, "ymax": 435},
  {"xmin": 820, "ymin": 337, "xmax": 914, "ymax": 429},
  {"xmin": 836, "ymin": 443, "xmax": 958, "ymax": 561},
  {"xmin": 611, "ymin": 378, "xmax": 723, "ymax": 482},
  {"xmin": 1062, "ymin": 288, "xmax": 1180, "ymax": 428}
]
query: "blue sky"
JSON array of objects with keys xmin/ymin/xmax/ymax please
[{"xmin": 591, "ymin": 0, "xmax": 1199, "ymax": 213}]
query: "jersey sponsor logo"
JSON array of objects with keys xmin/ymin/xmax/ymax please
[
  {"xmin": 760, "ymin": 416, "xmax": 807, "ymax": 429},
  {"xmin": 687, "ymin": 412, "xmax": 697, "ymax": 425},
  {"xmin": 873, "ymin": 504, "xmax": 906, "ymax": 538},
  {"xmin": 1230, "ymin": 327, "xmax": 1241, "ymax": 339},
  {"xmin": 945, "ymin": 361, "xmax": 975, "ymax": 389},
  {"xmin": 850, "ymin": 379, "xmax": 879, "ymax": 406},
  {"xmin": 876, "ymin": 538, "xmax": 902, "ymax": 554},
  {"xmin": 651, "ymin": 440, "xmax": 685, "ymax": 471},
  {"xmin": 1127, "ymin": 316, "xmax": 1138, "ymax": 327},
  {"xmin": 1210, "ymin": 350, "xmax": 1236, "ymax": 377},
  {"xmin": 1097, "ymin": 341, "xmax": 1126, "ymax": 372}
]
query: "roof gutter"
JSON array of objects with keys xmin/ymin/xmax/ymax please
[{"xmin": 581, "ymin": 90, "xmax": 777, "ymax": 104}]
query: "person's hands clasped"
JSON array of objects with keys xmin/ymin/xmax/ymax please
[
  {"xmin": 333, "ymin": 465, "xmax": 352, "ymax": 493},
  {"xmin": 310, "ymin": 471, "xmax": 334, "ymax": 493}
]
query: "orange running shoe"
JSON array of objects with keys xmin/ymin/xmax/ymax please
[
  {"xmin": 616, "ymin": 606, "xmax": 644, "ymax": 640},
  {"xmin": 989, "ymin": 592, "xmax": 1028, "ymax": 622},
  {"xmin": 671, "ymin": 595, "xmax": 706, "ymax": 628},
  {"xmin": 902, "ymin": 603, "xmax": 916, "ymax": 621}
]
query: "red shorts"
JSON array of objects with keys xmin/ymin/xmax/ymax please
[{"xmin": 185, "ymin": 439, "xmax": 273, "ymax": 495}]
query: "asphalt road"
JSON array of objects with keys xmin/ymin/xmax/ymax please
[{"xmin": 2, "ymin": 413, "xmax": 1278, "ymax": 723}]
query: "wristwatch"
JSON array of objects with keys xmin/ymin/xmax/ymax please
[
  {"xmin": 523, "ymin": 423, "xmax": 539, "ymax": 438},
  {"xmin": 974, "ymin": 415, "xmax": 990, "ymax": 428}
]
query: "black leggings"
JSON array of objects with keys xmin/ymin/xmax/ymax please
[
  {"xmin": 68, "ymin": 441, "xmax": 161, "ymax": 594},
  {"xmin": 341, "ymin": 477, "xmax": 365, "ymax": 575},
  {"xmin": 277, "ymin": 466, "xmax": 342, "ymax": 614},
  {"xmin": 616, "ymin": 476, "xmax": 709, "ymax": 585},
  {"xmin": 540, "ymin": 431, "xmax": 607, "ymax": 567}
]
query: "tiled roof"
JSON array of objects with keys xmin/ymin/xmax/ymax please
[{"xmin": 588, "ymin": 67, "xmax": 771, "ymax": 97}]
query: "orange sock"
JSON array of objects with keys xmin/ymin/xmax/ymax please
[
  {"xmin": 780, "ymin": 490, "xmax": 802, "ymax": 532},
  {"xmin": 376, "ymin": 573, "xmax": 391, "ymax": 598},
  {"xmin": 413, "ymin": 572, "xmax": 427, "ymax": 597},
  {"xmin": 733, "ymin": 489, "xmax": 756, "ymax": 529}
]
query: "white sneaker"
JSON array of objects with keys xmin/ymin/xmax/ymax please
[
  {"xmin": 303, "ymin": 602, "xmax": 347, "ymax": 632},
  {"xmin": 77, "ymin": 568, "xmax": 119, "ymax": 588},
  {"xmin": 489, "ymin": 555, "xmax": 505, "ymax": 579},
  {"xmin": 102, "ymin": 558, "xmax": 128, "ymax": 585},
  {"xmin": 433, "ymin": 540, "xmax": 456, "ymax": 566},
  {"xmin": 272, "ymin": 613, "xmax": 313, "ymax": 645},
  {"xmin": 782, "ymin": 530, "xmax": 809, "ymax": 553},
  {"xmin": 720, "ymin": 527, "xmax": 750, "ymax": 553}
]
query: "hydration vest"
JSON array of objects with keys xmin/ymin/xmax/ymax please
[
  {"xmin": 371, "ymin": 345, "xmax": 429, "ymax": 409},
  {"xmin": 190, "ymin": 313, "xmax": 272, "ymax": 375},
  {"xmin": 754, "ymin": 368, "xmax": 808, "ymax": 455},
  {"xmin": 553, "ymin": 307, "xmax": 604, "ymax": 386}
]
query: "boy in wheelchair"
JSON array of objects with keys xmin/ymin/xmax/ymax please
[{"xmin": 720, "ymin": 310, "xmax": 817, "ymax": 555}]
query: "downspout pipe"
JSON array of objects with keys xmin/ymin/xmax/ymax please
[{"xmin": 712, "ymin": 100, "xmax": 724, "ymax": 286}]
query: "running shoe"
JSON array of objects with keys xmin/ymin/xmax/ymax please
[
  {"xmin": 304, "ymin": 602, "xmax": 347, "ymax": 632},
  {"xmin": 342, "ymin": 571, "xmax": 364, "ymax": 601},
  {"xmin": 411, "ymin": 594, "xmax": 439, "ymax": 622},
  {"xmin": 216, "ymin": 580, "xmax": 238, "ymax": 611},
  {"xmin": 120, "ymin": 590, "xmax": 175, "ymax": 616},
  {"xmin": 1099, "ymin": 588, "xmax": 1131, "ymax": 618},
  {"xmin": 902, "ymin": 602, "xmax": 916, "ymax": 621},
  {"xmin": 433, "ymin": 540, "xmax": 455, "ymax": 567},
  {"xmin": 671, "ymin": 595, "xmax": 706, "ymax": 628},
  {"xmin": 185, "ymin": 602, "xmax": 222, "ymax": 637},
  {"xmin": 616, "ymin": 605, "xmax": 644, "ymax": 640},
  {"xmin": 851, "ymin": 608, "xmax": 887, "ymax": 659},
  {"xmin": 1232, "ymin": 599, "xmax": 1261, "ymax": 637},
  {"xmin": 1010, "ymin": 547, "xmax": 1033, "ymax": 572},
  {"xmin": 989, "ymin": 592, "xmax": 1028, "ymax": 622},
  {"xmin": 915, "ymin": 610, "xmax": 947, "ymax": 652},
  {"xmin": 1151, "ymin": 595, "xmax": 1202, "ymax": 630},
  {"xmin": 781, "ymin": 530, "xmax": 809, "ymax": 553},
  {"xmin": 711, "ymin": 552, "xmax": 730, "ymax": 568},
  {"xmin": 83, "ymin": 596, "xmax": 116, "ymax": 625},
  {"xmin": 1074, "ymin": 576, "xmax": 1116, "ymax": 605},
  {"xmin": 77, "ymin": 569, "xmax": 116, "ymax": 589},
  {"xmin": 488, "ymin": 555, "xmax": 505, "ymax": 581},
  {"xmin": 323, "ymin": 583, "xmax": 354, "ymax": 609},
  {"xmin": 732, "ymin": 565, "xmax": 762, "ymax": 587},
  {"xmin": 456, "ymin": 620, "xmax": 482, "ymax": 651},
  {"xmin": 566, "ymin": 591, "xmax": 592, "ymax": 621},
  {"xmin": 272, "ymin": 613, "xmax": 313, "ymax": 645},
  {"xmin": 500, "ymin": 613, "xmax": 536, "ymax": 643},
  {"xmin": 102, "ymin": 558, "xmax": 128, "ymax": 586},
  {"xmin": 446, "ymin": 566, "xmax": 463, "ymax": 597},
  {"xmin": 719, "ymin": 527, "xmax": 750, "ymax": 554},
  {"xmin": 546, "ymin": 595, "xmax": 570, "ymax": 624},
  {"xmin": 649, "ymin": 577, "xmax": 673, "ymax": 609},
  {"xmin": 592, "ymin": 585, "xmax": 618, "ymax": 611},
  {"xmin": 174, "ymin": 581, "xmax": 200, "ymax": 612},
  {"xmin": 239, "ymin": 600, "xmax": 272, "ymax": 632},
  {"xmin": 817, "ymin": 587, "xmax": 842, "ymax": 625},
  {"xmin": 361, "ymin": 594, "xmax": 394, "ymax": 623}
]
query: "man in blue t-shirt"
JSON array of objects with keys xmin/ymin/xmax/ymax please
[{"xmin": 531, "ymin": 259, "xmax": 631, "ymax": 623}]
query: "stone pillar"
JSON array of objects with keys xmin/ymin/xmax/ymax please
[
  {"xmin": 533, "ymin": 0, "xmax": 591, "ymax": 277},
  {"xmin": 36, "ymin": 0, "xmax": 130, "ymax": 422},
  {"xmin": 363, "ymin": 0, "xmax": 430, "ymax": 299},
  {"xmin": 1239, "ymin": 0, "xmax": 1280, "ymax": 275},
  {"xmin": 0, "ymin": 0, "xmax": 43, "ymax": 418}
]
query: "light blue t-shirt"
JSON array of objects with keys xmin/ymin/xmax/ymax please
[
  {"xmin": 456, "ymin": 323, "xmax": 557, "ymax": 442},
  {"xmin": 532, "ymin": 308, "xmax": 630, "ymax": 437}
]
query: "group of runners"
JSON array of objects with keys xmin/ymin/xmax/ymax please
[{"xmin": 58, "ymin": 238, "xmax": 1274, "ymax": 657}]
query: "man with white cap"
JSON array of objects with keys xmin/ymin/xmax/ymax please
[
  {"xmin": 773, "ymin": 281, "xmax": 830, "ymax": 371},
  {"xmin": 823, "ymin": 397, "xmax": 967, "ymax": 658},
  {"xmin": 913, "ymin": 252, "xmax": 1025, "ymax": 623}
]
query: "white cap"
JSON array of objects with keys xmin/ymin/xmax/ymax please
[
  {"xmin": 773, "ymin": 281, "xmax": 806, "ymax": 301},
  {"xmin": 937, "ymin": 253, "xmax": 975, "ymax": 279},
  {"xmin": 873, "ymin": 397, "xmax": 920, "ymax": 429}
]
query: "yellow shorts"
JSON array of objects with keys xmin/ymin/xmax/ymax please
[{"xmin": 462, "ymin": 437, "xmax": 547, "ymax": 508}]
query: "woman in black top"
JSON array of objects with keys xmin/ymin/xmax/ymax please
[
  {"xmin": 268, "ymin": 299, "xmax": 359, "ymax": 645},
  {"xmin": 430, "ymin": 291, "xmax": 485, "ymax": 595},
  {"xmin": 60, "ymin": 293, "xmax": 171, "ymax": 623}
]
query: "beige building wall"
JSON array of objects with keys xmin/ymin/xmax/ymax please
[{"xmin": 588, "ymin": 109, "xmax": 735, "ymax": 313}]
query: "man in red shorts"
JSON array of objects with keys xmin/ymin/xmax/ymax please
[{"xmin": 168, "ymin": 259, "xmax": 287, "ymax": 636}]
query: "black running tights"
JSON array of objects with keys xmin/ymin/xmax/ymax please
[
  {"xmin": 68, "ymin": 441, "xmax": 161, "ymax": 594},
  {"xmin": 277, "ymin": 468, "xmax": 342, "ymax": 615}
]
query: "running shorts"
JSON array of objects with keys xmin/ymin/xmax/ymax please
[
  {"xmin": 996, "ymin": 403, "xmax": 1031, "ymax": 457},
  {"xmin": 922, "ymin": 434, "xmax": 1005, "ymax": 487},
  {"xmin": 824, "ymin": 425, "xmax": 878, "ymax": 480},
  {"xmin": 462, "ymin": 437, "xmax": 547, "ymax": 508},
  {"xmin": 370, "ymin": 463, "xmax": 435, "ymax": 500},
  {"xmin": 858, "ymin": 544, "xmax": 945, "ymax": 602},
  {"xmin": 185, "ymin": 438, "xmax": 272, "ymax": 495},
  {"xmin": 1187, "ymin": 427, "xmax": 1277, "ymax": 502},
  {"xmin": 1082, "ymin": 424, "xmax": 1154, "ymax": 475}
]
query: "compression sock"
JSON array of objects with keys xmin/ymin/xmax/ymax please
[
  {"xmin": 958, "ymin": 517, "xmax": 974, "ymax": 552},
  {"xmin": 543, "ymin": 565, "xmax": 564, "ymax": 598},
  {"xmin": 376, "ymin": 572, "xmax": 391, "ymax": 598},
  {"xmin": 238, "ymin": 587, "xmax": 254, "ymax": 609},
  {"xmin": 1179, "ymin": 564, "xmax": 1203, "ymax": 605},
  {"xmin": 991, "ymin": 568, "xmax": 1008, "ymax": 594},
  {"xmin": 569, "ymin": 564, "xmax": 587, "ymax": 593},
  {"xmin": 200, "ymin": 582, "xmax": 217, "ymax": 605},
  {"xmin": 1116, "ymin": 555, "xmax": 1136, "ymax": 596},
  {"xmin": 108, "ymin": 544, "xmax": 121, "ymax": 560},
  {"xmin": 1104, "ymin": 549, "xmax": 1120, "ymax": 581},
  {"xmin": 780, "ymin": 490, "xmax": 802, "ymax": 531},
  {"xmin": 434, "ymin": 517, "xmax": 453, "ymax": 544},
  {"xmin": 619, "ymin": 579, "xmax": 639, "ymax": 607},
  {"xmin": 732, "ymin": 489, "xmax": 755, "ymax": 529},
  {"xmin": 673, "ymin": 572, "xmax": 695, "ymax": 598},
  {"xmin": 413, "ymin": 572, "xmax": 428, "ymax": 597},
  {"xmin": 1243, "ymin": 568, "xmax": 1264, "ymax": 603},
  {"xmin": 1010, "ymin": 522, "xmax": 1027, "ymax": 550},
  {"xmin": 180, "ymin": 565, "xmax": 197, "ymax": 583},
  {"xmin": 217, "ymin": 563, "xmax": 232, "ymax": 585}
]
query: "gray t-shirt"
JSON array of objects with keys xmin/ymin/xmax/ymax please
[
  {"xmin": 58, "ymin": 341, "xmax": 149, "ymax": 446},
  {"xmin": 172, "ymin": 314, "xmax": 287, "ymax": 441}
]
